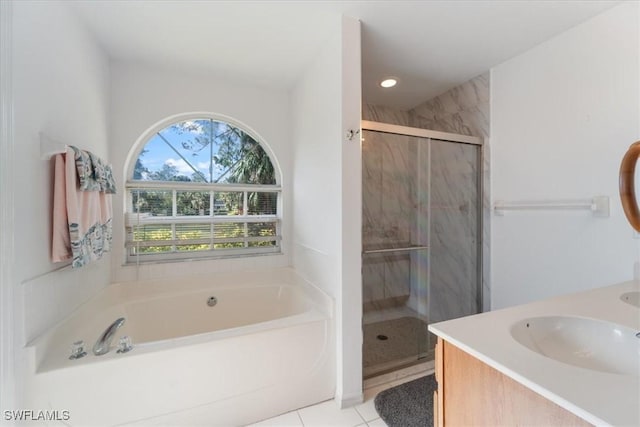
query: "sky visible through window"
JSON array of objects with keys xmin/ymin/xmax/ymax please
[{"xmin": 135, "ymin": 119, "xmax": 263, "ymax": 184}]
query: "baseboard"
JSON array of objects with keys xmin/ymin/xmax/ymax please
[{"xmin": 336, "ymin": 391, "xmax": 363, "ymax": 409}]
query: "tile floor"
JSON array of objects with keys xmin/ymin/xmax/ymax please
[
  {"xmin": 247, "ymin": 368, "xmax": 429, "ymax": 427},
  {"xmin": 246, "ymin": 398, "xmax": 384, "ymax": 427}
]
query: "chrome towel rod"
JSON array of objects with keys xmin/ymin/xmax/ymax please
[{"xmin": 363, "ymin": 245, "xmax": 428, "ymax": 255}]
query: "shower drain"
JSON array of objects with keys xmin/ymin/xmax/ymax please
[{"xmin": 376, "ymin": 334, "xmax": 389, "ymax": 341}]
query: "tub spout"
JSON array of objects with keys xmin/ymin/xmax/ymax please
[{"xmin": 93, "ymin": 317, "xmax": 125, "ymax": 356}]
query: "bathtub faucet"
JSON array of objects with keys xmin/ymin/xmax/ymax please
[{"xmin": 93, "ymin": 317, "xmax": 125, "ymax": 356}]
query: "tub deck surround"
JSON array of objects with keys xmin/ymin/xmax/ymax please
[
  {"xmin": 429, "ymin": 280, "xmax": 640, "ymax": 426},
  {"xmin": 23, "ymin": 268, "xmax": 335, "ymax": 426}
]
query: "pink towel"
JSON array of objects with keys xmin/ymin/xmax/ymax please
[
  {"xmin": 52, "ymin": 153, "xmax": 71, "ymax": 262},
  {"xmin": 51, "ymin": 147, "xmax": 113, "ymax": 267}
]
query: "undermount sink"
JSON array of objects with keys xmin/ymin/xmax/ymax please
[
  {"xmin": 510, "ymin": 316, "xmax": 640, "ymax": 377},
  {"xmin": 621, "ymin": 291, "xmax": 640, "ymax": 308}
]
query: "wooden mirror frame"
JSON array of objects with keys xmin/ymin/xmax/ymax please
[{"xmin": 619, "ymin": 141, "xmax": 640, "ymax": 232}]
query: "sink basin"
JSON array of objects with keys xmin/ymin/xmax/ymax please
[
  {"xmin": 621, "ymin": 291, "xmax": 640, "ymax": 308},
  {"xmin": 511, "ymin": 316, "xmax": 640, "ymax": 377}
]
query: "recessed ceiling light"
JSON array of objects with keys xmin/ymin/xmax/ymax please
[{"xmin": 380, "ymin": 77, "xmax": 398, "ymax": 88}]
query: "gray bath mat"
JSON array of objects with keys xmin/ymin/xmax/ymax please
[{"xmin": 374, "ymin": 374, "xmax": 437, "ymax": 427}]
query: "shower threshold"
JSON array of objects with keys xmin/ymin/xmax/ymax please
[
  {"xmin": 364, "ymin": 359, "xmax": 435, "ymax": 391},
  {"xmin": 364, "ymin": 351, "xmax": 434, "ymax": 380}
]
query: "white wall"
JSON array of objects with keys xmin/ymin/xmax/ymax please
[
  {"xmin": 109, "ymin": 62, "xmax": 291, "ymax": 283},
  {"xmin": 340, "ymin": 16, "xmax": 363, "ymax": 407},
  {"xmin": 291, "ymin": 35, "xmax": 342, "ymax": 298},
  {"xmin": 0, "ymin": 0, "xmax": 14, "ymax": 417},
  {"xmin": 12, "ymin": 0, "xmax": 112, "ymax": 344},
  {"xmin": 290, "ymin": 16, "xmax": 362, "ymax": 406},
  {"xmin": 491, "ymin": 1, "xmax": 640, "ymax": 309},
  {"xmin": 10, "ymin": 0, "xmax": 111, "ymax": 406},
  {"xmin": 290, "ymin": 23, "xmax": 344, "ymax": 405}
]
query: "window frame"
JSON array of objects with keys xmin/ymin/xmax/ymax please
[{"xmin": 124, "ymin": 114, "xmax": 282, "ymax": 264}]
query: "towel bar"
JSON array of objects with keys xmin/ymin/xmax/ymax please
[{"xmin": 493, "ymin": 196, "xmax": 609, "ymax": 217}]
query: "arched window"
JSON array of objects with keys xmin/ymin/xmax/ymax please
[{"xmin": 125, "ymin": 117, "xmax": 281, "ymax": 263}]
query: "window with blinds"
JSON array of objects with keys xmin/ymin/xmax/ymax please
[{"xmin": 125, "ymin": 118, "xmax": 281, "ymax": 263}]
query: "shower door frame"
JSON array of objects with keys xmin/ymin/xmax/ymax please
[{"xmin": 360, "ymin": 119, "xmax": 484, "ymax": 321}]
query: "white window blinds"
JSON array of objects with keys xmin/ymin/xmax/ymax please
[{"xmin": 125, "ymin": 182, "xmax": 281, "ymax": 263}]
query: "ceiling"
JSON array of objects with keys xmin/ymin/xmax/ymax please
[{"xmin": 71, "ymin": 0, "xmax": 620, "ymax": 110}]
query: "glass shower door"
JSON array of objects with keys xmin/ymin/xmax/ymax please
[
  {"xmin": 361, "ymin": 126, "xmax": 482, "ymax": 380},
  {"xmin": 428, "ymin": 139, "xmax": 482, "ymax": 325},
  {"xmin": 361, "ymin": 129, "xmax": 430, "ymax": 378}
]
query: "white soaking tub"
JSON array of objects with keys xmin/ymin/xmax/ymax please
[{"xmin": 23, "ymin": 268, "xmax": 335, "ymax": 426}]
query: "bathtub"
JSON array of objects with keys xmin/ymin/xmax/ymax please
[{"xmin": 23, "ymin": 268, "xmax": 335, "ymax": 426}]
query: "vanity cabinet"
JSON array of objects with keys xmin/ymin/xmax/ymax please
[{"xmin": 433, "ymin": 337, "xmax": 592, "ymax": 426}]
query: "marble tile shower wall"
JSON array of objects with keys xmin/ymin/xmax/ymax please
[
  {"xmin": 362, "ymin": 72, "xmax": 490, "ymax": 316},
  {"xmin": 410, "ymin": 73, "xmax": 490, "ymax": 138},
  {"xmin": 362, "ymin": 104, "xmax": 411, "ymax": 126}
]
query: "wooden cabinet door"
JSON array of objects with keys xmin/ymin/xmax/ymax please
[{"xmin": 440, "ymin": 339, "xmax": 591, "ymax": 426}]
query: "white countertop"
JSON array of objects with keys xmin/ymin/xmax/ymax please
[{"xmin": 428, "ymin": 280, "xmax": 640, "ymax": 427}]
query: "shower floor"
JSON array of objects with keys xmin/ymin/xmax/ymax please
[{"xmin": 363, "ymin": 315, "xmax": 433, "ymax": 379}]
